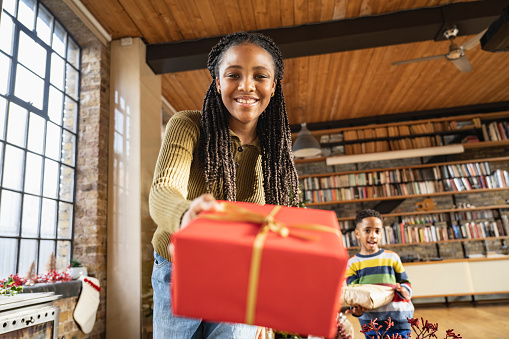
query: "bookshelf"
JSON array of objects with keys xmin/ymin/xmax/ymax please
[
  {"xmin": 294, "ymin": 111, "xmax": 509, "ymax": 164},
  {"xmin": 300, "ymin": 157, "xmax": 509, "ymax": 205},
  {"xmin": 298, "ymin": 157, "xmax": 509, "ymax": 251},
  {"xmin": 339, "ymin": 206, "xmax": 509, "ymax": 251}
]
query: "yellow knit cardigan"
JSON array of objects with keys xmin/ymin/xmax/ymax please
[{"xmin": 149, "ymin": 110, "xmax": 266, "ymax": 261}]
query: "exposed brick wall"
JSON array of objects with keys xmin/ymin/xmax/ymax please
[
  {"xmin": 40, "ymin": 1, "xmax": 110, "ymax": 338},
  {"xmin": 296, "ymin": 145, "xmax": 509, "ymax": 261},
  {"xmin": 54, "ymin": 296, "xmax": 83, "ymax": 339}
]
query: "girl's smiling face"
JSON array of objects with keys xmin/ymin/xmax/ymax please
[
  {"xmin": 216, "ymin": 43, "xmax": 276, "ymax": 132},
  {"xmin": 355, "ymin": 216, "xmax": 383, "ymax": 255}
]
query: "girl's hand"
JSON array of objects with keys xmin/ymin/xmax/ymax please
[
  {"xmin": 180, "ymin": 193, "xmax": 222, "ymax": 229},
  {"xmin": 345, "ymin": 305, "xmax": 367, "ymax": 317},
  {"xmin": 169, "ymin": 194, "xmax": 222, "ymax": 260},
  {"xmin": 395, "ymin": 283, "xmax": 411, "ymax": 300}
]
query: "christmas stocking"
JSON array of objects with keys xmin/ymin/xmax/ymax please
[{"xmin": 73, "ymin": 276, "xmax": 101, "ymax": 334}]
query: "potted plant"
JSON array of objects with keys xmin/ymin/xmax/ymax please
[{"xmin": 69, "ymin": 259, "xmax": 88, "ymax": 280}]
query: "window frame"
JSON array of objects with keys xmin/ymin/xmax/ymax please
[{"xmin": 0, "ymin": 0, "xmax": 80, "ymax": 277}]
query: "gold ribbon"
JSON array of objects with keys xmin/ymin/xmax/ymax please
[{"xmin": 196, "ymin": 202, "xmax": 341, "ymax": 325}]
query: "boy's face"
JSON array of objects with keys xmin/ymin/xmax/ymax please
[{"xmin": 355, "ymin": 216, "xmax": 383, "ymax": 255}]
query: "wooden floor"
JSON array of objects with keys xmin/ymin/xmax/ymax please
[{"xmin": 345, "ymin": 301, "xmax": 509, "ymax": 339}]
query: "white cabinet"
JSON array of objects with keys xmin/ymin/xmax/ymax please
[{"xmin": 403, "ymin": 257, "xmax": 509, "ymax": 298}]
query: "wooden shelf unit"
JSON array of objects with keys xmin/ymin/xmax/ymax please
[
  {"xmin": 300, "ymin": 156, "xmax": 509, "ymax": 206},
  {"xmin": 293, "ymin": 111, "xmax": 509, "ymax": 164},
  {"xmin": 298, "ymin": 157, "xmax": 509, "ymax": 250}
]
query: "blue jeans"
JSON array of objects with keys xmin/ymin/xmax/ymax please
[{"xmin": 151, "ymin": 251, "xmax": 258, "ymax": 339}]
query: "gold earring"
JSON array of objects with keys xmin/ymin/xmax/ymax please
[
  {"xmin": 271, "ymin": 92, "xmax": 274, "ymax": 97},
  {"xmin": 217, "ymin": 88, "xmax": 221, "ymax": 94}
]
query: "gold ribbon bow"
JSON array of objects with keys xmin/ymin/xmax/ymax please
[{"xmin": 196, "ymin": 202, "xmax": 341, "ymax": 325}]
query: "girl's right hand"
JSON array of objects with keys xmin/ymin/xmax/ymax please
[{"xmin": 180, "ymin": 193, "xmax": 222, "ymax": 229}]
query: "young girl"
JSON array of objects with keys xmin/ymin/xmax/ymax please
[{"xmin": 149, "ymin": 32, "xmax": 299, "ymax": 338}]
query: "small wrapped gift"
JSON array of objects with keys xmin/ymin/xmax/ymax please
[
  {"xmin": 342, "ymin": 284, "xmax": 395, "ymax": 309},
  {"xmin": 171, "ymin": 201, "xmax": 349, "ymax": 338}
]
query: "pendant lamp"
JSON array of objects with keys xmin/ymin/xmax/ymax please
[{"xmin": 292, "ymin": 122, "xmax": 322, "ymax": 158}]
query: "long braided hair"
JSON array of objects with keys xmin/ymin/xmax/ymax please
[{"xmin": 199, "ymin": 31, "xmax": 299, "ymax": 207}]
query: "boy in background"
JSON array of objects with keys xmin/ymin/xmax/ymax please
[{"xmin": 345, "ymin": 209, "xmax": 414, "ymax": 339}]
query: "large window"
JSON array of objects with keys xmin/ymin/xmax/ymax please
[{"xmin": 0, "ymin": 0, "xmax": 80, "ymax": 278}]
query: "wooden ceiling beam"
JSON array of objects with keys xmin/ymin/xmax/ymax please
[{"xmin": 146, "ymin": 0, "xmax": 509, "ymax": 74}]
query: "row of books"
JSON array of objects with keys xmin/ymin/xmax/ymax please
[
  {"xmin": 400, "ymin": 214, "xmax": 449, "ymax": 226},
  {"xmin": 303, "ymin": 172, "xmax": 509, "ymax": 203},
  {"xmin": 450, "ymin": 219, "xmax": 509, "ymax": 239},
  {"xmin": 337, "ymin": 209, "xmax": 506, "ymax": 231},
  {"xmin": 343, "ymin": 136, "xmax": 445, "ymax": 155},
  {"xmin": 388, "ymin": 136, "xmax": 443, "ymax": 151},
  {"xmin": 341, "ymin": 216, "xmax": 509, "ymax": 248},
  {"xmin": 339, "ymin": 119, "xmax": 479, "ymax": 143},
  {"xmin": 316, "ymin": 119, "xmax": 506, "ymax": 152},
  {"xmin": 451, "ymin": 209, "xmax": 498, "ymax": 221},
  {"xmin": 482, "ymin": 121, "xmax": 509, "ymax": 141},
  {"xmin": 301, "ymin": 162, "xmax": 493, "ymax": 190},
  {"xmin": 344, "ymin": 140, "xmax": 390, "ymax": 155}
]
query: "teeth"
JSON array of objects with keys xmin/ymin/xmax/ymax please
[{"xmin": 236, "ymin": 98, "xmax": 256, "ymax": 104}]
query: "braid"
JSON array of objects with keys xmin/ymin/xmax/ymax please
[
  {"xmin": 200, "ymin": 31, "xmax": 299, "ymax": 206},
  {"xmin": 199, "ymin": 82, "xmax": 236, "ymax": 201}
]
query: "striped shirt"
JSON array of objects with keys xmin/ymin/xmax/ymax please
[
  {"xmin": 346, "ymin": 249, "xmax": 414, "ymax": 331},
  {"xmin": 149, "ymin": 110, "xmax": 265, "ymax": 261}
]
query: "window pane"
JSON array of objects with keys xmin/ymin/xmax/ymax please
[
  {"xmin": 38, "ymin": 239, "xmax": 55, "ymax": 273},
  {"xmin": 65, "ymin": 63, "xmax": 79, "ymax": 100},
  {"xmin": 0, "ymin": 97, "xmax": 7, "ymax": 140},
  {"xmin": 14, "ymin": 64, "xmax": 44, "ymax": 110},
  {"xmin": 0, "ymin": 53, "xmax": 11, "ymax": 95},
  {"xmin": 3, "ymin": 145, "xmax": 25, "ymax": 191},
  {"xmin": 36, "ymin": 5, "xmax": 53, "ymax": 46},
  {"xmin": 40, "ymin": 198, "xmax": 56, "ymax": 238},
  {"xmin": 52, "ymin": 21, "xmax": 66, "ymax": 57},
  {"xmin": 21, "ymin": 194, "xmax": 41, "ymax": 237},
  {"xmin": 19, "ymin": 239, "xmax": 38, "ymax": 275},
  {"xmin": 27, "ymin": 112, "xmax": 45, "ymax": 154},
  {"xmin": 0, "ymin": 145, "xmax": 3, "ymax": 181},
  {"xmin": 0, "ymin": 15, "xmax": 15, "ymax": 55},
  {"xmin": 18, "ymin": 31, "xmax": 47, "ymax": 78},
  {"xmin": 18, "ymin": 0, "xmax": 36, "ymax": 31},
  {"xmin": 67, "ymin": 38, "xmax": 80, "ymax": 69},
  {"xmin": 0, "ymin": 238, "xmax": 17, "ymax": 279},
  {"xmin": 50, "ymin": 52, "xmax": 65, "ymax": 90},
  {"xmin": 43, "ymin": 158, "xmax": 58, "ymax": 198},
  {"xmin": 0, "ymin": 189, "xmax": 22, "ymax": 236},
  {"xmin": 63, "ymin": 96, "xmax": 77, "ymax": 133},
  {"xmin": 2, "ymin": 0, "xmax": 17, "ymax": 15},
  {"xmin": 56, "ymin": 240, "xmax": 70, "ymax": 271},
  {"xmin": 58, "ymin": 202, "xmax": 72, "ymax": 239},
  {"xmin": 24, "ymin": 152, "xmax": 43, "ymax": 195},
  {"xmin": 48, "ymin": 86, "xmax": 63, "ymax": 125},
  {"xmin": 6, "ymin": 102, "xmax": 28, "ymax": 147},
  {"xmin": 45, "ymin": 122, "xmax": 60, "ymax": 160},
  {"xmin": 61, "ymin": 130, "xmax": 75, "ymax": 166},
  {"xmin": 59, "ymin": 165, "xmax": 74, "ymax": 202}
]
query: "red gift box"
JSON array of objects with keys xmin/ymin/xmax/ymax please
[{"xmin": 172, "ymin": 201, "xmax": 348, "ymax": 338}]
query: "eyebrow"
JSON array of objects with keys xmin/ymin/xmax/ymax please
[{"xmin": 224, "ymin": 65, "xmax": 272, "ymax": 72}]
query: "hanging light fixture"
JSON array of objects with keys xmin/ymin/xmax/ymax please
[{"xmin": 292, "ymin": 122, "xmax": 322, "ymax": 158}]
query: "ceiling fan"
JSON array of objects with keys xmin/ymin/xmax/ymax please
[{"xmin": 392, "ymin": 26, "xmax": 487, "ymax": 73}]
